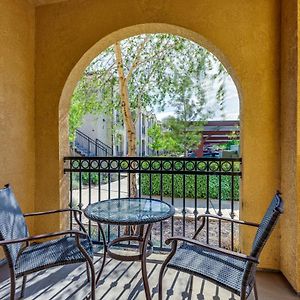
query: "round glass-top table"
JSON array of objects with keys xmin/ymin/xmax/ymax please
[
  {"xmin": 84, "ymin": 198, "xmax": 175, "ymax": 300},
  {"xmin": 84, "ymin": 197, "xmax": 175, "ymax": 225}
]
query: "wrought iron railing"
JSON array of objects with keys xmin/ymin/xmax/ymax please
[{"xmin": 64, "ymin": 156, "xmax": 242, "ymax": 251}]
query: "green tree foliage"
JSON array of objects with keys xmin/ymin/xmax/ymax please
[
  {"xmin": 69, "ymin": 33, "xmax": 228, "ymax": 150},
  {"xmin": 147, "ymin": 123, "xmax": 165, "ymax": 153},
  {"xmin": 162, "ymin": 117, "xmax": 203, "ymax": 155},
  {"xmin": 69, "ymin": 77, "xmax": 104, "ymax": 141},
  {"xmin": 148, "ymin": 75, "xmax": 209, "ymax": 156}
]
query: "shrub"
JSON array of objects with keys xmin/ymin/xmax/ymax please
[
  {"xmin": 70, "ymin": 160, "xmax": 240, "ymax": 200},
  {"xmin": 141, "ymin": 173, "xmax": 239, "ymax": 200},
  {"xmin": 71, "ymin": 172, "xmax": 110, "ymax": 189},
  {"xmin": 139, "ymin": 160, "xmax": 240, "ymax": 200}
]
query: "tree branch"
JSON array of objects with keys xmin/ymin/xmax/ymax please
[{"xmin": 125, "ymin": 36, "xmax": 149, "ymax": 83}]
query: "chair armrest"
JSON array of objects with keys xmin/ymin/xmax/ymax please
[
  {"xmin": 165, "ymin": 236, "xmax": 259, "ymax": 264},
  {"xmin": 197, "ymin": 214, "xmax": 259, "ymax": 227},
  {"xmin": 0, "ymin": 230, "xmax": 88, "ymax": 246},
  {"xmin": 23, "ymin": 208, "xmax": 82, "ymax": 217},
  {"xmin": 24, "ymin": 209, "xmax": 86, "ymax": 233}
]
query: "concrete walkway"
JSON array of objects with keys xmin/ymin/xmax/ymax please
[{"xmin": 71, "ymin": 175, "xmax": 239, "ymax": 219}]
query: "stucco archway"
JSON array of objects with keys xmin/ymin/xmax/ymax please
[
  {"xmin": 36, "ymin": 4, "xmax": 279, "ymax": 269},
  {"xmin": 11, "ymin": 0, "xmax": 278, "ymax": 280},
  {"xmin": 58, "ymin": 23, "xmax": 243, "ymax": 226},
  {"xmin": 59, "ymin": 23, "xmax": 242, "ymax": 129}
]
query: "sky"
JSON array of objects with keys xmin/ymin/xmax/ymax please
[{"xmin": 155, "ymin": 75, "xmax": 240, "ymax": 121}]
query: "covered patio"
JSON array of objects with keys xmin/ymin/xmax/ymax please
[{"xmin": 1, "ymin": 0, "xmax": 300, "ymax": 299}]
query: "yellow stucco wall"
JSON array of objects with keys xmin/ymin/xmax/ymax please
[
  {"xmin": 280, "ymin": 0, "xmax": 300, "ymax": 291},
  {"xmin": 34, "ymin": 0, "xmax": 281, "ymax": 268},
  {"xmin": 0, "ymin": 0, "xmax": 300, "ymax": 291},
  {"xmin": 0, "ymin": 0, "xmax": 35, "ymax": 259},
  {"xmin": 4, "ymin": 0, "xmax": 300, "ymax": 291}
]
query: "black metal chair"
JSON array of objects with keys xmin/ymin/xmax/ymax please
[
  {"xmin": 0, "ymin": 184, "xmax": 96, "ymax": 299},
  {"xmin": 159, "ymin": 192, "xmax": 283, "ymax": 300}
]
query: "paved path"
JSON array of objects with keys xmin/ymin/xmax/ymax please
[{"xmin": 71, "ymin": 175, "xmax": 239, "ymax": 219}]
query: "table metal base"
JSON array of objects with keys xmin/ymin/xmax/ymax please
[{"xmin": 96, "ymin": 223, "xmax": 154, "ymax": 300}]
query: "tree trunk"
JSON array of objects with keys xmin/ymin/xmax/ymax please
[
  {"xmin": 114, "ymin": 41, "xmax": 139, "ymax": 235},
  {"xmin": 114, "ymin": 41, "xmax": 138, "ymax": 197}
]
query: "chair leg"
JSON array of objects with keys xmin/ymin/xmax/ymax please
[
  {"xmin": 240, "ymin": 286, "xmax": 246, "ymax": 300},
  {"xmin": 253, "ymin": 281, "xmax": 258, "ymax": 300},
  {"xmin": 159, "ymin": 240, "xmax": 178, "ymax": 300},
  {"xmin": 158, "ymin": 262, "xmax": 167, "ymax": 300},
  {"xmin": 86, "ymin": 259, "xmax": 96, "ymax": 300},
  {"xmin": 20, "ymin": 275, "xmax": 27, "ymax": 298},
  {"xmin": 8, "ymin": 267, "xmax": 16, "ymax": 300},
  {"xmin": 74, "ymin": 235, "xmax": 96, "ymax": 300},
  {"xmin": 86, "ymin": 262, "xmax": 90, "ymax": 283}
]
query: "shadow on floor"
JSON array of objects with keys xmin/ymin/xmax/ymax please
[{"xmin": 0, "ymin": 255, "xmax": 298, "ymax": 300}]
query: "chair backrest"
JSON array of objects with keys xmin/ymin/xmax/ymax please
[
  {"xmin": 250, "ymin": 192, "xmax": 283, "ymax": 258},
  {"xmin": 0, "ymin": 184, "xmax": 28, "ymax": 266}
]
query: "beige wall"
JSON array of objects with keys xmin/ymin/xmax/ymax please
[{"xmin": 0, "ymin": 0, "xmax": 35, "ymax": 256}]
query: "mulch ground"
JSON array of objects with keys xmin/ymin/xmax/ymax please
[
  {"xmin": 79, "ymin": 215, "xmax": 240, "ymax": 252},
  {"xmin": 151, "ymin": 217, "xmax": 240, "ymax": 251}
]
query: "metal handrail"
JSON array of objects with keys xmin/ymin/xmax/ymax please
[
  {"xmin": 95, "ymin": 138, "xmax": 112, "ymax": 153},
  {"xmin": 74, "ymin": 129, "xmax": 112, "ymax": 157}
]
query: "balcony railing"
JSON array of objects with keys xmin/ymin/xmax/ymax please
[{"xmin": 64, "ymin": 156, "xmax": 242, "ymax": 251}]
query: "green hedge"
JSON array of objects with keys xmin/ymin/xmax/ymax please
[
  {"xmin": 70, "ymin": 160, "xmax": 240, "ymax": 200},
  {"xmin": 71, "ymin": 173, "xmax": 110, "ymax": 189},
  {"xmin": 141, "ymin": 174, "xmax": 239, "ymax": 200}
]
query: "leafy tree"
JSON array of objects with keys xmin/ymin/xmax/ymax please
[
  {"xmin": 148, "ymin": 75, "xmax": 209, "ymax": 156},
  {"xmin": 164, "ymin": 75, "xmax": 208, "ymax": 155},
  {"xmin": 147, "ymin": 123, "xmax": 165, "ymax": 153},
  {"xmin": 69, "ymin": 33, "xmax": 229, "ymax": 194},
  {"xmin": 69, "ymin": 77, "xmax": 103, "ymax": 141},
  {"xmin": 161, "ymin": 117, "xmax": 203, "ymax": 156},
  {"xmin": 70, "ymin": 33, "xmax": 227, "ymax": 148},
  {"xmin": 223, "ymin": 134, "xmax": 240, "ymax": 150}
]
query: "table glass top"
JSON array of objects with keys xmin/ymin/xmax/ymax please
[{"xmin": 84, "ymin": 198, "xmax": 175, "ymax": 225}]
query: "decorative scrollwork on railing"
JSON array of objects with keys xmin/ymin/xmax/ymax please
[{"xmin": 64, "ymin": 156, "xmax": 242, "ymax": 176}]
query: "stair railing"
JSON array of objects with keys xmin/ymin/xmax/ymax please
[{"xmin": 75, "ymin": 129, "xmax": 112, "ymax": 157}]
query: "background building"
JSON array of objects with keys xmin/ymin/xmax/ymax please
[{"xmin": 76, "ymin": 110, "xmax": 157, "ymax": 157}]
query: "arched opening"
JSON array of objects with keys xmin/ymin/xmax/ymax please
[
  {"xmin": 59, "ymin": 24, "xmax": 242, "ymax": 154},
  {"xmin": 59, "ymin": 24, "xmax": 242, "ymax": 249}
]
